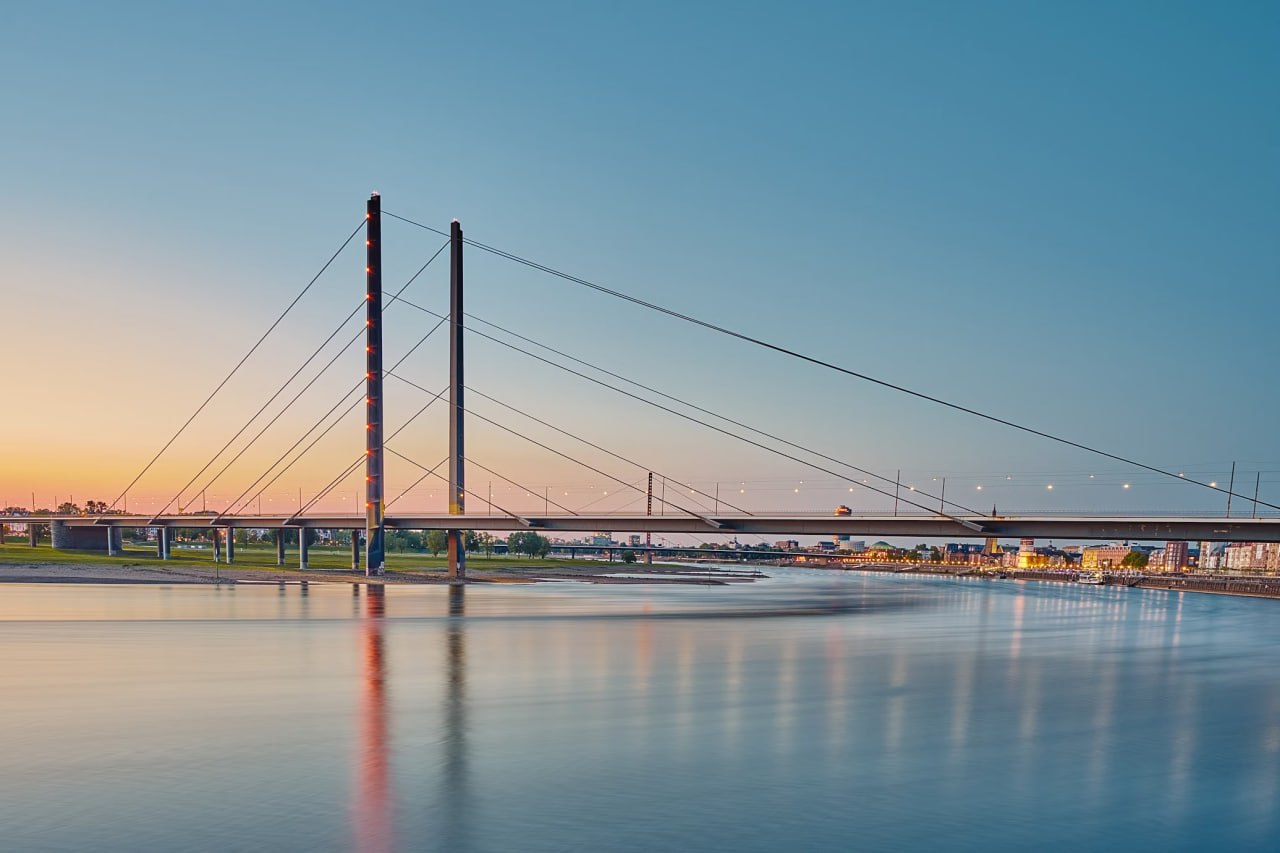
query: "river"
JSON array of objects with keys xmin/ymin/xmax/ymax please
[{"xmin": 2, "ymin": 569, "xmax": 1277, "ymax": 851}]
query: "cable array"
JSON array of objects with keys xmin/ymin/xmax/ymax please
[{"xmin": 384, "ymin": 208, "xmax": 1278, "ymax": 513}]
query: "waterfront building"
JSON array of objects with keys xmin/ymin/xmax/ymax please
[
  {"xmin": 1224, "ymin": 542, "xmax": 1271, "ymax": 572},
  {"xmin": 1016, "ymin": 537, "xmax": 1036, "ymax": 569},
  {"xmin": 1266, "ymin": 543, "xmax": 1280, "ymax": 573},
  {"xmin": 1200, "ymin": 541, "xmax": 1223, "ymax": 570},
  {"xmin": 1081, "ymin": 543, "xmax": 1133, "ymax": 569},
  {"xmin": 1163, "ymin": 541, "xmax": 1189, "ymax": 571}
]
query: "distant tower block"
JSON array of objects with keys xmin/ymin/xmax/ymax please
[
  {"xmin": 983, "ymin": 506, "xmax": 1002, "ymax": 556},
  {"xmin": 1017, "ymin": 536, "xmax": 1035, "ymax": 569}
]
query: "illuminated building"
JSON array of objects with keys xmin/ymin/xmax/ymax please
[
  {"xmin": 1081, "ymin": 543, "xmax": 1132, "ymax": 569},
  {"xmin": 1162, "ymin": 541, "xmax": 1189, "ymax": 571}
]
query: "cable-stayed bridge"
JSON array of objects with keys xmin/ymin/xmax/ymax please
[{"xmin": 6, "ymin": 193, "xmax": 1280, "ymax": 578}]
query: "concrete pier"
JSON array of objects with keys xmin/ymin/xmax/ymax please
[
  {"xmin": 28, "ymin": 524, "xmax": 38, "ymax": 546},
  {"xmin": 299, "ymin": 532, "xmax": 309, "ymax": 570},
  {"xmin": 157, "ymin": 528, "xmax": 169, "ymax": 560},
  {"xmin": 276, "ymin": 530, "xmax": 286, "ymax": 566},
  {"xmin": 212, "ymin": 528, "xmax": 221, "ymax": 562},
  {"xmin": 351, "ymin": 533, "xmax": 361, "ymax": 571},
  {"xmin": 50, "ymin": 520, "xmax": 123, "ymax": 552},
  {"xmin": 225, "ymin": 527, "xmax": 235, "ymax": 563}
]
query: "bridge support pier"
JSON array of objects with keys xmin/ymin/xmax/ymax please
[
  {"xmin": 106, "ymin": 526, "xmax": 116, "ymax": 556},
  {"xmin": 29, "ymin": 524, "xmax": 38, "ymax": 546},
  {"xmin": 299, "ymin": 532, "xmax": 309, "ymax": 570},
  {"xmin": 157, "ymin": 528, "xmax": 169, "ymax": 560},
  {"xmin": 351, "ymin": 532, "xmax": 361, "ymax": 572},
  {"xmin": 0, "ymin": 523, "xmax": 6, "ymax": 545},
  {"xmin": 276, "ymin": 530, "xmax": 286, "ymax": 566},
  {"xmin": 212, "ymin": 528, "xmax": 221, "ymax": 563},
  {"xmin": 225, "ymin": 528, "xmax": 235, "ymax": 564}
]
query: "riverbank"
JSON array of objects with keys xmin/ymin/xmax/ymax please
[
  {"xmin": 842, "ymin": 562, "xmax": 1280, "ymax": 600},
  {"xmin": 0, "ymin": 546, "xmax": 765, "ymax": 586}
]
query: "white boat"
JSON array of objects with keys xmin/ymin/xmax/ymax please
[{"xmin": 1077, "ymin": 572, "xmax": 1104, "ymax": 585}]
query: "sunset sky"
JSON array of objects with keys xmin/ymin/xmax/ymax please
[{"xmin": 2, "ymin": 1, "xmax": 1277, "ymax": 520}]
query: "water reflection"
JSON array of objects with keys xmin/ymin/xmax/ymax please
[
  {"xmin": 353, "ymin": 584, "xmax": 390, "ymax": 853},
  {"xmin": 440, "ymin": 584, "xmax": 469, "ymax": 851},
  {"xmin": 4, "ymin": 573, "xmax": 1280, "ymax": 851}
]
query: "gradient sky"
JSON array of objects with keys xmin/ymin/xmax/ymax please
[{"xmin": 1, "ymin": 1, "xmax": 1277, "ymax": 523}]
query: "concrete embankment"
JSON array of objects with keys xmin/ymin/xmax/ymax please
[
  {"xmin": 841, "ymin": 562, "xmax": 1280, "ymax": 601},
  {"xmin": 1134, "ymin": 575, "xmax": 1280, "ymax": 599}
]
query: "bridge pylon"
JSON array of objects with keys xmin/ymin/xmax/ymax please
[
  {"xmin": 365, "ymin": 193, "xmax": 386, "ymax": 576},
  {"xmin": 447, "ymin": 218, "xmax": 466, "ymax": 581}
]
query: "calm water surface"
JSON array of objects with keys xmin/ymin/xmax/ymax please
[{"xmin": 3, "ymin": 569, "xmax": 1279, "ymax": 851}]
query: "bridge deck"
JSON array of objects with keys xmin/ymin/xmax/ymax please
[{"xmin": 4, "ymin": 514, "xmax": 1279, "ymax": 542}]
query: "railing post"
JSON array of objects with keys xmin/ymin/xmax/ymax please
[{"xmin": 365, "ymin": 193, "xmax": 386, "ymax": 576}]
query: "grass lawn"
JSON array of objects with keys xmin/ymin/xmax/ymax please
[{"xmin": 0, "ymin": 541, "xmax": 622, "ymax": 574}]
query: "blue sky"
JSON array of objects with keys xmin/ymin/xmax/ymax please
[{"xmin": 1, "ymin": 1, "xmax": 1277, "ymax": 520}]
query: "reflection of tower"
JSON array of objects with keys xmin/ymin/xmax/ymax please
[
  {"xmin": 354, "ymin": 584, "xmax": 390, "ymax": 853},
  {"xmin": 441, "ymin": 584, "xmax": 469, "ymax": 849}
]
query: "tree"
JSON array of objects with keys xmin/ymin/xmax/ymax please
[
  {"xmin": 56, "ymin": 502, "xmax": 80, "ymax": 515},
  {"xmin": 929, "ymin": 546, "xmax": 944, "ymax": 563},
  {"xmin": 426, "ymin": 529, "xmax": 448, "ymax": 556},
  {"xmin": 1120, "ymin": 550, "xmax": 1149, "ymax": 569},
  {"xmin": 506, "ymin": 531, "xmax": 550, "ymax": 558},
  {"xmin": 621, "ymin": 549, "xmax": 637, "ymax": 564}
]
